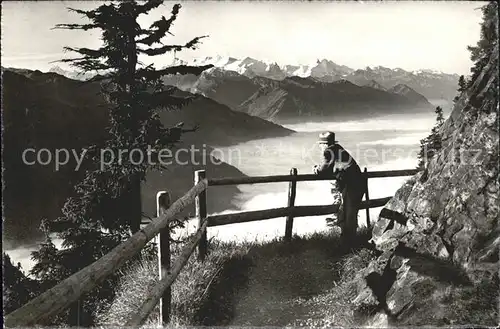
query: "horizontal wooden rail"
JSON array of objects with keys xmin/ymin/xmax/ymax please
[
  {"xmin": 208, "ymin": 173, "xmax": 333, "ymax": 186},
  {"xmin": 208, "ymin": 204, "xmax": 340, "ymax": 226},
  {"xmin": 364, "ymin": 169, "xmax": 419, "ymax": 178},
  {"xmin": 361, "ymin": 196, "xmax": 392, "ymax": 208},
  {"xmin": 208, "ymin": 169, "xmax": 419, "ymax": 186},
  {"xmin": 126, "ymin": 218, "xmax": 210, "ymax": 326},
  {"xmin": 207, "ymin": 196, "xmax": 392, "ymax": 227},
  {"xmin": 4, "ymin": 180, "xmax": 208, "ymax": 327}
]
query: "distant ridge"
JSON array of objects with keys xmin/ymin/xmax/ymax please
[
  {"xmin": 42, "ymin": 54, "xmax": 460, "ymax": 101},
  {"xmin": 363, "ymin": 79, "xmax": 387, "ymax": 91},
  {"xmin": 164, "ymin": 67, "xmax": 434, "ymax": 122}
]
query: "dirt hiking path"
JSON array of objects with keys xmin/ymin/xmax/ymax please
[{"xmin": 198, "ymin": 232, "xmax": 373, "ymax": 327}]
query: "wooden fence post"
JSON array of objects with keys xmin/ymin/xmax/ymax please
[
  {"xmin": 68, "ymin": 299, "xmax": 81, "ymax": 327},
  {"xmin": 284, "ymin": 168, "xmax": 298, "ymax": 242},
  {"xmin": 364, "ymin": 167, "xmax": 371, "ymax": 229},
  {"xmin": 156, "ymin": 191, "xmax": 171, "ymax": 326},
  {"xmin": 195, "ymin": 170, "xmax": 208, "ymax": 261}
]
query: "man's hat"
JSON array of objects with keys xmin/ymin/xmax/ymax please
[{"xmin": 317, "ymin": 131, "xmax": 337, "ymax": 144}]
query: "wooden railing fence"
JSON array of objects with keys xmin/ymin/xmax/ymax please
[{"xmin": 4, "ymin": 167, "xmax": 418, "ymax": 327}]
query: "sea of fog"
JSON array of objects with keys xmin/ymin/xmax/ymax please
[
  {"xmin": 5, "ymin": 112, "xmax": 440, "ymax": 275},
  {"xmin": 199, "ymin": 113, "xmax": 436, "ymax": 242}
]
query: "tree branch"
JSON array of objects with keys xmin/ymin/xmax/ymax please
[
  {"xmin": 141, "ymin": 91, "xmax": 195, "ymax": 110},
  {"xmin": 138, "ymin": 36, "xmax": 208, "ymax": 56},
  {"xmin": 63, "ymin": 46, "xmax": 105, "ymax": 58},
  {"xmin": 136, "ymin": 4, "xmax": 181, "ymax": 45},
  {"xmin": 53, "ymin": 23, "xmax": 98, "ymax": 31},
  {"xmin": 138, "ymin": 64, "xmax": 213, "ymax": 79},
  {"xmin": 54, "ymin": 57, "xmax": 111, "ymax": 71},
  {"xmin": 135, "ymin": 0, "xmax": 164, "ymax": 15}
]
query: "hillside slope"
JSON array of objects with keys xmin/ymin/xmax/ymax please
[
  {"xmin": 236, "ymin": 78, "xmax": 433, "ymax": 122},
  {"xmin": 2, "ymin": 69, "xmax": 292, "ymax": 247},
  {"xmin": 388, "ymin": 83, "xmax": 431, "ymax": 104},
  {"xmin": 346, "ymin": 67, "xmax": 459, "ymax": 101}
]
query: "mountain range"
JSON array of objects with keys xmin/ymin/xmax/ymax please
[
  {"xmin": 182, "ymin": 55, "xmax": 459, "ymax": 101},
  {"xmin": 49, "ymin": 55, "xmax": 459, "ymax": 102},
  {"xmin": 47, "ymin": 60, "xmax": 440, "ymax": 123},
  {"xmin": 165, "ymin": 66, "xmax": 435, "ymax": 123}
]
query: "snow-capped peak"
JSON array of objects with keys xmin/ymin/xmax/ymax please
[
  {"xmin": 292, "ymin": 65, "xmax": 312, "ymax": 78},
  {"xmin": 48, "ymin": 65, "xmax": 97, "ymax": 80},
  {"xmin": 171, "ymin": 57, "xmax": 189, "ymax": 66},
  {"xmin": 309, "ymin": 59, "xmax": 354, "ymax": 78},
  {"xmin": 49, "ymin": 66, "xmax": 68, "ymax": 74},
  {"xmin": 413, "ymin": 68, "xmax": 445, "ymax": 75}
]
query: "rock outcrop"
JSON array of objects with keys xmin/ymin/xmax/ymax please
[{"xmin": 351, "ymin": 44, "xmax": 499, "ymax": 326}]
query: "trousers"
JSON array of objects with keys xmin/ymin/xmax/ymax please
[{"xmin": 336, "ymin": 165, "xmax": 366, "ymax": 243}]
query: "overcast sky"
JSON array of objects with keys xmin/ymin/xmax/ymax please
[{"xmin": 1, "ymin": 1, "xmax": 485, "ymax": 74}]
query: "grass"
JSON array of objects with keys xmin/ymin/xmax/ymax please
[
  {"xmin": 290, "ymin": 248, "xmax": 378, "ymax": 327},
  {"xmin": 95, "ymin": 227, "xmax": 375, "ymax": 327},
  {"xmin": 198, "ymin": 227, "xmax": 377, "ymax": 327},
  {"xmin": 95, "ymin": 239, "xmax": 251, "ymax": 327},
  {"xmin": 95, "ymin": 225, "xmax": 497, "ymax": 327}
]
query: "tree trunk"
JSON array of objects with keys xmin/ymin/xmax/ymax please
[{"xmin": 130, "ymin": 174, "xmax": 142, "ymax": 234}]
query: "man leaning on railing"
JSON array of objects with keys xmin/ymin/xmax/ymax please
[{"xmin": 313, "ymin": 131, "xmax": 366, "ymax": 244}]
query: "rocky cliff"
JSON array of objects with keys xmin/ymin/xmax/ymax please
[{"xmin": 351, "ymin": 44, "xmax": 499, "ymax": 326}]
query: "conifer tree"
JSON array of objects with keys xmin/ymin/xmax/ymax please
[
  {"xmin": 3, "ymin": 253, "xmax": 41, "ymax": 315},
  {"xmin": 454, "ymin": 75, "xmax": 467, "ymax": 103},
  {"xmin": 467, "ymin": 2, "xmax": 498, "ymax": 88},
  {"xmin": 417, "ymin": 106, "xmax": 445, "ymax": 169},
  {"xmin": 434, "ymin": 105, "xmax": 444, "ymax": 126},
  {"xmin": 29, "ymin": 1, "xmax": 212, "ymax": 325},
  {"xmin": 420, "ymin": 1, "xmax": 498, "ymax": 170},
  {"xmin": 458, "ymin": 75, "xmax": 467, "ymax": 92}
]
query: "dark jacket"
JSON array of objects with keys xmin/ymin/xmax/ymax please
[{"xmin": 314, "ymin": 144, "xmax": 361, "ymax": 189}]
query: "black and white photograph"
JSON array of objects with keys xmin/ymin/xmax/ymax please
[{"xmin": 2, "ymin": 0, "xmax": 499, "ymax": 327}]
